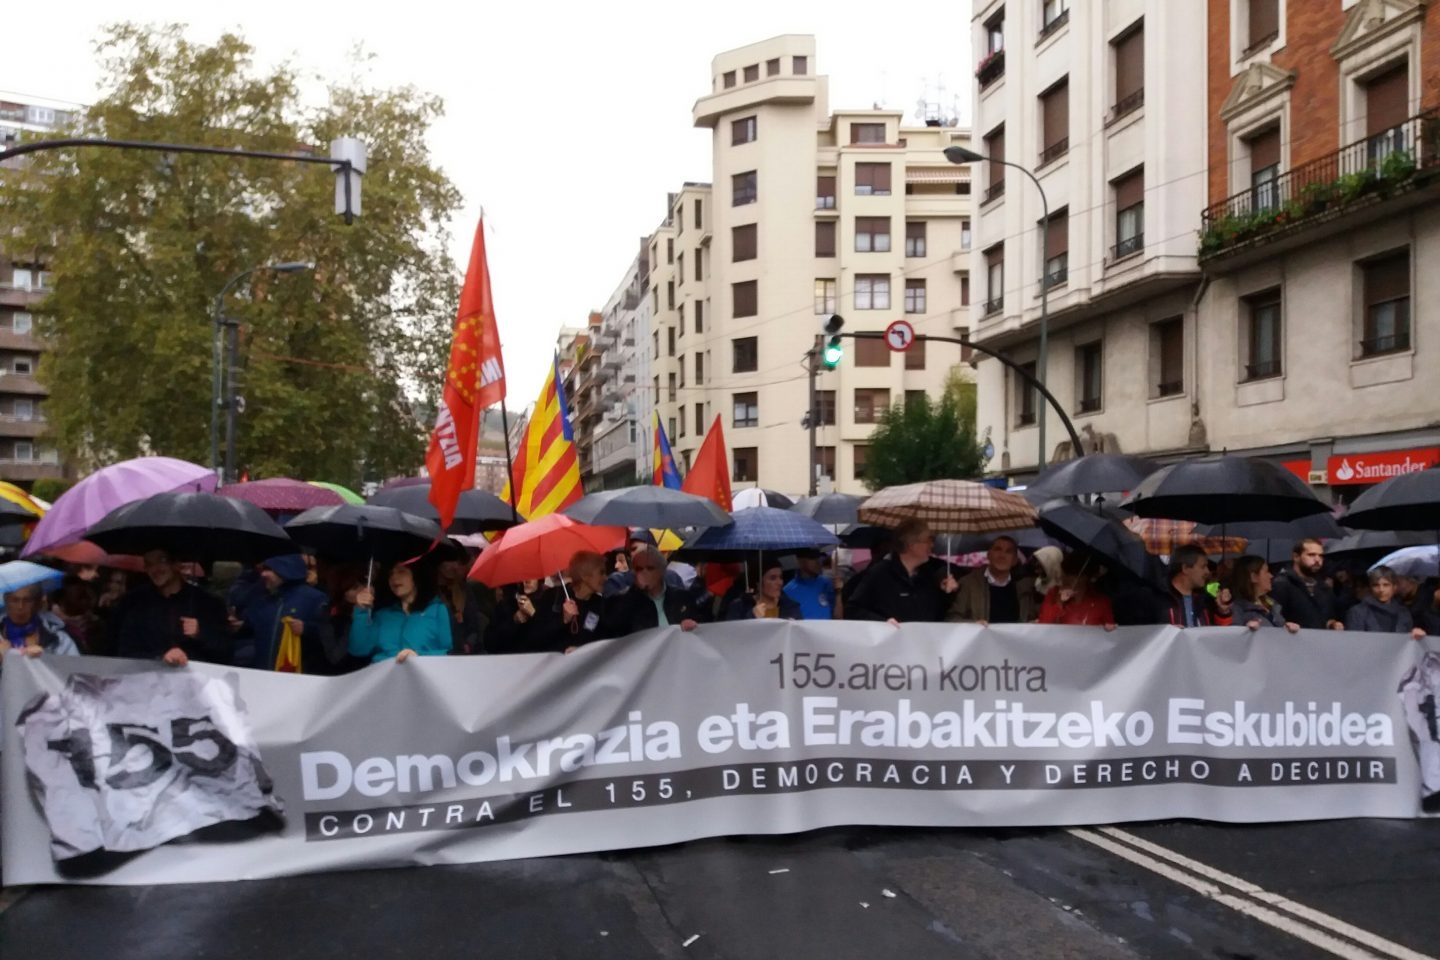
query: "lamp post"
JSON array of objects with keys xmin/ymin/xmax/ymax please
[
  {"xmin": 944, "ymin": 145, "xmax": 1052, "ymax": 469},
  {"xmin": 211, "ymin": 261, "xmax": 313, "ymax": 484}
]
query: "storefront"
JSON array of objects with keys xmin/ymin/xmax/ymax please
[{"xmin": 1277, "ymin": 444, "xmax": 1440, "ymax": 506}]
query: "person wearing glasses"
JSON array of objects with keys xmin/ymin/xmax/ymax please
[
  {"xmin": 535, "ymin": 551, "xmax": 613, "ymax": 653},
  {"xmin": 846, "ymin": 519, "xmax": 956, "ymax": 624},
  {"xmin": 611, "ymin": 547, "xmax": 701, "ymax": 636}
]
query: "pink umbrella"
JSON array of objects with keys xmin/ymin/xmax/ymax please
[
  {"xmin": 218, "ymin": 478, "xmax": 345, "ymax": 516},
  {"xmin": 22, "ymin": 456, "xmax": 217, "ymax": 557}
]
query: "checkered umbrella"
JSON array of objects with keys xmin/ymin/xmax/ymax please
[
  {"xmin": 1123, "ymin": 516, "xmax": 1247, "ymax": 557},
  {"xmin": 679, "ymin": 506, "xmax": 838, "ymax": 559},
  {"xmin": 856, "ymin": 480, "xmax": 1037, "ymax": 534}
]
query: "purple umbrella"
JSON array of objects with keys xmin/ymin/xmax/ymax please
[
  {"xmin": 22, "ymin": 456, "xmax": 217, "ymax": 557},
  {"xmin": 218, "ymin": 478, "xmax": 346, "ymax": 516}
]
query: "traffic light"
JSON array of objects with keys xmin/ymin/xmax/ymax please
[{"xmin": 821, "ymin": 314, "xmax": 844, "ymax": 370}]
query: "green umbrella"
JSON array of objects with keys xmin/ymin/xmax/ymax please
[{"xmin": 307, "ymin": 481, "xmax": 364, "ymax": 505}]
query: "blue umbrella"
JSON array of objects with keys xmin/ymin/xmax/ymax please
[
  {"xmin": 0, "ymin": 560, "xmax": 65, "ymax": 596},
  {"xmin": 1371, "ymin": 545, "xmax": 1440, "ymax": 579},
  {"xmin": 679, "ymin": 506, "xmax": 838, "ymax": 559}
]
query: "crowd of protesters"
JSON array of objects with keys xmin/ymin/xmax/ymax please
[{"xmin": 1, "ymin": 517, "xmax": 1430, "ymax": 673}]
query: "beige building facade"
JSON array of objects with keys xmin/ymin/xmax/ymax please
[{"xmin": 644, "ymin": 35, "xmax": 974, "ymax": 496}]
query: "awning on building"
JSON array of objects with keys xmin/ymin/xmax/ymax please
[{"xmin": 905, "ymin": 168, "xmax": 969, "ymax": 184}]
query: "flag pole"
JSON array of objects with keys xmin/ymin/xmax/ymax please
[{"xmin": 499, "ymin": 399, "xmax": 520, "ymax": 525}]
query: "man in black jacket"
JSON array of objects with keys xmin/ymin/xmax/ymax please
[
  {"xmin": 1270, "ymin": 538, "xmax": 1344, "ymax": 630},
  {"xmin": 610, "ymin": 547, "xmax": 702, "ymax": 636},
  {"xmin": 114, "ymin": 550, "xmax": 229, "ymax": 665},
  {"xmin": 845, "ymin": 519, "xmax": 956, "ymax": 624},
  {"xmin": 1136, "ymin": 545, "xmax": 1226, "ymax": 627}
]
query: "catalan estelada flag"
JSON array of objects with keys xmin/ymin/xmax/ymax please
[
  {"xmin": 653, "ymin": 413, "xmax": 682, "ymax": 489},
  {"xmin": 502, "ymin": 354, "xmax": 582, "ymax": 519}
]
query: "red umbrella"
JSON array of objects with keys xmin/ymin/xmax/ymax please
[
  {"xmin": 468, "ymin": 514, "xmax": 626, "ymax": 587},
  {"xmin": 218, "ymin": 478, "xmax": 346, "ymax": 515}
]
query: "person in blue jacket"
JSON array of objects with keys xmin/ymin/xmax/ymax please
[
  {"xmin": 348, "ymin": 560, "xmax": 452, "ymax": 663},
  {"xmin": 237, "ymin": 554, "xmax": 340, "ymax": 673}
]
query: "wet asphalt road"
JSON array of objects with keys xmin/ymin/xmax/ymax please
[{"xmin": 3, "ymin": 819, "xmax": 1436, "ymax": 959}]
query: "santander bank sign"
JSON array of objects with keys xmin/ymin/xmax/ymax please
[{"xmin": 1327, "ymin": 448, "xmax": 1440, "ymax": 486}]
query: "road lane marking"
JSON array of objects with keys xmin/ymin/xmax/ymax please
[{"xmin": 1069, "ymin": 827, "xmax": 1435, "ymax": 960}]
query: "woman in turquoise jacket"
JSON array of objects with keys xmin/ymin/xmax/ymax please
[{"xmin": 348, "ymin": 561, "xmax": 452, "ymax": 663}]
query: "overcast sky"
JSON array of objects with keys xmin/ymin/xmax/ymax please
[{"xmin": 7, "ymin": 1, "xmax": 972, "ymax": 402}]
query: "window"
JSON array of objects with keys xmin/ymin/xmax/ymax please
[
  {"xmin": 1076, "ymin": 342, "xmax": 1103, "ymax": 413},
  {"xmin": 1044, "ymin": 210, "xmax": 1069, "ymax": 287},
  {"xmin": 733, "ymin": 336, "xmax": 758, "ymax": 373},
  {"xmin": 678, "ymin": 303, "xmax": 685, "ymax": 336},
  {"xmin": 1247, "ymin": 126, "xmax": 1280, "ymax": 210},
  {"xmin": 654, "ymin": 375, "xmax": 660, "ymax": 400},
  {"xmin": 904, "ymin": 279, "xmax": 927, "ymax": 315},
  {"xmin": 668, "ymin": 372, "xmax": 677, "ymax": 401},
  {"xmin": 854, "ymin": 163, "xmax": 892, "ymax": 196},
  {"xmin": 677, "ymin": 253, "xmax": 684, "ymax": 286},
  {"xmin": 1245, "ymin": 0, "xmax": 1279, "ymax": 56},
  {"xmin": 676, "ymin": 204, "xmax": 683, "ymax": 235},
  {"xmin": 815, "ymin": 221, "xmax": 837, "ymax": 257},
  {"xmin": 733, "ymin": 447, "xmax": 758, "ymax": 482},
  {"xmin": 732, "ymin": 170, "xmax": 757, "ymax": 206},
  {"xmin": 853, "ymin": 444, "xmax": 870, "ymax": 481},
  {"xmin": 816, "ymin": 174, "xmax": 836, "ymax": 209},
  {"xmin": 793, "ymin": 56, "xmax": 808, "ymax": 75},
  {"xmin": 669, "ymin": 418, "xmax": 678, "ymax": 442},
  {"xmin": 1365, "ymin": 63, "xmax": 1410, "ymax": 164},
  {"xmin": 856, "ymin": 338, "xmax": 890, "ymax": 368},
  {"xmin": 695, "ymin": 301, "xmax": 705, "ymax": 334},
  {"xmin": 984, "ymin": 245, "xmax": 1004, "ymax": 314},
  {"xmin": 1041, "ymin": 0, "xmax": 1069, "ymax": 36},
  {"xmin": 732, "ymin": 116, "xmax": 757, "ymax": 145},
  {"xmin": 1040, "ymin": 79, "xmax": 1070, "ymax": 165},
  {"xmin": 855, "ymin": 388, "xmax": 891, "ymax": 423},
  {"xmin": 1015, "ymin": 361, "xmax": 1037, "ymax": 426},
  {"xmin": 733, "ymin": 392, "xmax": 759, "ymax": 428},
  {"xmin": 855, "ymin": 275, "xmax": 891, "ymax": 310},
  {"xmin": 855, "ymin": 217, "xmax": 891, "ymax": 252},
  {"xmin": 1244, "ymin": 289, "xmax": 1283, "ymax": 380},
  {"xmin": 766, "ymin": 58, "xmax": 780, "ymax": 76},
  {"xmin": 666, "ymin": 238, "xmax": 674, "ymax": 264},
  {"xmin": 986, "ymin": 8, "xmax": 1005, "ymax": 53},
  {"xmin": 733, "ymin": 224, "xmax": 757, "ymax": 261},
  {"xmin": 905, "ymin": 221, "xmax": 927, "ymax": 257},
  {"xmin": 14, "ymin": 441, "xmax": 33, "ymax": 462},
  {"xmin": 695, "ymin": 353, "xmax": 705, "ymax": 385},
  {"xmin": 1154, "ymin": 318, "xmax": 1185, "ymax": 397},
  {"xmin": 814, "ymin": 279, "xmax": 837, "ymax": 315},
  {"xmin": 695, "ymin": 251, "xmax": 702, "ymax": 282},
  {"xmin": 817, "ymin": 390, "xmax": 837, "ymax": 426},
  {"xmin": 905, "ymin": 390, "xmax": 927, "ymax": 407},
  {"xmin": 961, "ymin": 275, "xmax": 971, "ymax": 306},
  {"xmin": 651, "ymin": 286, "xmax": 659, "ymax": 312},
  {"xmin": 12, "ymin": 312, "xmax": 31, "ymax": 335},
  {"xmin": 1112, "ymin": 21, "xmax": 1145, "ymax": 119},
  {"xmin": 723, "ymin": 71, "xmax": 737, "ymax": 89},
  {"xmin": 733, "ymin": 280, "xmax": 757, "ymax": 318},
  {"xmin": 653, "ymin": 332, "xmax": 659, "ymax": 360},
  {"xmin": 961, "ymin": 218, "xmax": 972, "ymax": 250},
  {"xmin": 668, "ymin": 327, "xmax": 676, "ymax": 357},
  {"xmin": 679, "ymin": 406, "xmax": 686, "ymax": 438},
  {"xmin": 983, "ymin": 126, "xmax": 1006, "ymax": 202},
  {"xmin": 817, "ymin": 446, "xmax": 836, "ymax": 479},
  {"xmin": 905, "ymin": 338, "xmax": 927, "ymax": 371},
  {"xmin": 744, "ymin": 64, "xmax": 759, "ymax": 83},
  {"xmin": 11, "ymin": 268, "xmax": 32, "ymax": 290},
  {"xmin": 695, "ymin": 404, "xmax": 706, "ymax": 435},
  {"xmin": 694, "ymin": 200, "xmax": 703, "ymax": 230},
  {"xmin": 667, "ymin": 280, "xmax": 675, "ymax": 309},
  {"xmin": 850, "ymin": 123, "xmax": 887, "ymax": 144},
  {"xmin": 1113, "ymin": 168, "xmax": 1144, "ymax": 259},
  {"xmin": 12, "ymin": 399, "xmax": 32, "ymax": 420},
  {"xmin": 1362, "ymin": 251, "xmax": 1411, "ymax": 356}
]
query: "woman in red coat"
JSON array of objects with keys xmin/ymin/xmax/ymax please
[{"xmin": 1037, "ymin": 554, "xmax": 1116, "ymax": 629}]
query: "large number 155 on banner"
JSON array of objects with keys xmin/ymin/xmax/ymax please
[{"xmin": 18, "ymin": 672, "xmax": 284, "ymax": 860}]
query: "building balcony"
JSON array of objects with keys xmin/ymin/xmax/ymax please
[
  {"xmin": 0, "ymin": 374, "xmax": 47, "ymax": 397},
  {"xmin": 0, "ymin": 459, "xmax": 64, "ymax": 483},
  {"xmin": 0, "ymin": 285, "xmax": 47, "ymax": 309},
  {"xmin": 1199, "ymin": 111, "xmax": 1440, "ymax": 266},
  {"xmin": 976, "ymin": 49, "xmax": 1005, "ymax": 90},
  {"xmin": 1106, "ymin": 89, "xmax": 1144, "ymax": 126},
  {"xmin": 0, "ymin": 329, "xmax": 44, "ymax": 351},
  {"xmin": 0, "ymin": 417, "xmax": 48, "ymax": 439}
]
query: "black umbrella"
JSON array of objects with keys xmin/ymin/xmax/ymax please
[
  {"xmin": 1342, "ymin": 470, "xmax": 1440, "ymax": 532},
  {"xmin": 1192, "ymin": 513, "xmax": 1345, "ymax": 541},
  {"xmin": 366, "ymin": 483, "xmax": 521, "ymax": 534},
  {"xmin": 85, "ymin": 492, "xmax": 297, "ymax": 565},
  {"xmin": 285, "ymin": 504, "xmax": 441, "ymax": 564},
  {"xmin": 1121, "ymin": 456, "xmax": 1330, "ymax": 524},
  {"xmin": 1223, "ymin": 539, "xmax": 1296, "ymax": 566},
  {"xmin": 1023, "ymin": 454, "xmax": 1161, "ymax": 503},
  {"xmin": 563, "ymin": 486, "xmax": 732, "ymax": 530},
  {"xmin": 0, "ymin": 498, "xmax": 37, "ymax": 527},
  {"xmin": 1037, "ymin": 499, "xmax": 1166, "ymax": 587},
  {"xmin": 1326, "ymin": 529, "xmax": 1431, "ymax": 563},
  {"xmin": 838, "ymin": 524, "xmax": 891, "ymax": 549},
  {"xmin": 789, "ymin": 493, "xmax": 863, "ymax": 526},
  {"xmin": 935, "ymin": 527, "xmax": 1056, "ymax": 556}
]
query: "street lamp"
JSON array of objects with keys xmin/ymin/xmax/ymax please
[
  {"xmin": 944, "ymin": 144, "xmax": 1053, "ymax": 470},
  {"xmin": 211, "ymin": 261, "xmax": 314, "ymax": 484}
]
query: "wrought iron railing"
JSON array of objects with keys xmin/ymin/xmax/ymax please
[
  {"xmin": 1039, "ymin": 8, "xmax": 1070, "ymax": 40},
  {"xmin": 983, "ymin": 296, "xmax": 1004, "ymax": 316},
  {"xmin": 1108, "ymin": 89, "xmax": 1144, "ymax": 125},
  {"xmin": 1040, "ymin": 138, "xmax": 1069, "ymax": 166},
  {"xmin": 1112, "ymin": 233, "xmax": 1144, "ymax": 260},
  {"xmin": 976, "ymin": 49, "xmax": 1006, "ymax": 89},
  {"xmin": 984, "ymin": 180, "xmax": 1006, "ymax": 203},
  {"xmin": 1360, "ymin": 332, "xmax": 1410, "ymax": 357}
]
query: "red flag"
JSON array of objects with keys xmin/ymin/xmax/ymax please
[
  {"xmin": 426, "ymin": 217, "xmax": 507, "ymax": 530},
  {"xmin": 682, "ymin": 415, "xmax": 733, "ymax": 511}
]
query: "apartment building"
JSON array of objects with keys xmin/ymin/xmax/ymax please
[
  {"xmin": 663, "ymin": 35, "xmax": 973, "ymax": 495},
  {"xmin": 1195, "ymin": 0, "xmax": 1440, "ymax": 503},
  {"xmin": 0, "ymin": 93, "xmax": 77, "ymax": 486},
  {"xmin": 589, "ymin": 240, "xmax": 653, "ymax": 488},
  {"xmin": 968, "ymin": 1, "xmax": 1209, "ymax": 478}
]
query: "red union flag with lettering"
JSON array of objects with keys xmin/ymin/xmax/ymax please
[{"xmin": 426, "ymin": 217, "xmax": 507, "ymax": 530}]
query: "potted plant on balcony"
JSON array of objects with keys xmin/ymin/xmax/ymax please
[
  {"xmin": 1298, "ymin": 180, "xmax": 1335, "ymax": 216},
  {"xmin": 975, "ymin": 49, "xmax": 1005, "ymax": 86}
]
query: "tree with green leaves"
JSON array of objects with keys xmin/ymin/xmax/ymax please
[
  {"xmin": 0, "ymin": 23, "xmax": 462, "ymax": 484},
  {"xmin": 862, "ymin": 385, "xmax": 986, "ymax": 491}
]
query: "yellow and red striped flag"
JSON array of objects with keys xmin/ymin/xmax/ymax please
[{"xmin": 502, "ymin": 354, "xmax": 582, "ymax": 518}]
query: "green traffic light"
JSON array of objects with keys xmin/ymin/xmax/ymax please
[{"xmin": 822, "ymin": 341, "xmax": 843, "ymax": 367}]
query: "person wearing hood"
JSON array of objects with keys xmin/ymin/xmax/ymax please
[
  {"xmin": 2, "ymin": 583, "xmax": 79, "ymax": 660},
  {"xmin": 237, "ymin": 554, "xmax": 340, "ymax": 673},
  {"xmin": 1346, "ymin": 565, "xmax": 1426, "ymax": 638}
]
